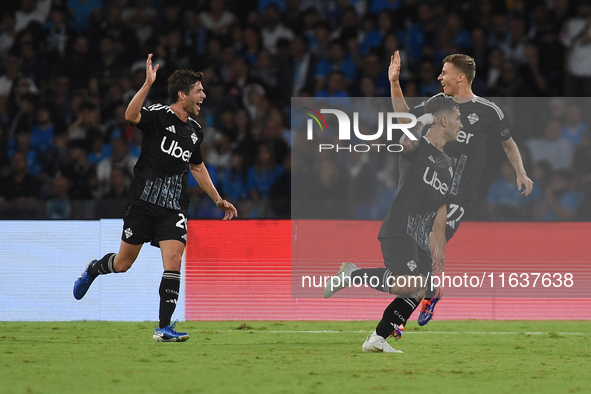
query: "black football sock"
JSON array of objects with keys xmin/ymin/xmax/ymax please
[
  {"xmin": 351, "ymin": 268, "xmax": 393, "ymax": 293},
  {"xmin": 87, "ymin": 253, "xmax": 117, "ymax": 278},
  {"xmin": 375, "ymin": 297, "xmax": 420, "ymax": 338},
  {"xmin": 158, "ymin": 270, "xmax": 181, "ymax": 328}
]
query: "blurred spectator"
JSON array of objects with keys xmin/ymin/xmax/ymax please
[
  {"xmin": 534, "ymin": 169, "xmax": 585, "ymax": 221},
  {"xmin": 259, "ymin": 106, "xmax": 290, "ymax": 163},
  {"xmin": 560, "ymin": 0, "xmax": 591, "ymax": 96},
  {"xmin": 0, "ymin": 150, "xmax": 41, "ymax": 218},
  {"xmin": 67, "ymin": 100, "xmax": 102, "ymax": 142},
  {"xmin": 44, "ymin": 4, "xmax": 76, "ymax": 66},
  {"xmin": 305, "ymin": 156, "xmax": 350, "ymax": 219},
  {"xmin": 67, "ymin": 0, "xmax": 102, "ymax": 33},
  {"xmin": 7, "ymin": 90, "xmax": 37, "ymax": 139},
  {"xmin": 487, "ymin": 161, "xmax": 534, "ymax": 220},
  {"xmin": 18, "ymin": 41, "xmax": 49, "ymax": 90},
  {"xmin": 0, "ymin": 123, "xmax": 10, "ymax": 175},
  {"xmin": 417, "ymin": 58, "xmax": 440, "ymax": 96},
  {"xmin": 182, "ymin": 8, "xmax": 208, "ymax": 60},
  {"xmin": 526, "ymin": 120, "xmax": 574, "ymax": 170},
  {"xmin": 231, "ymin": 107, "xmax": 257, "ymax": 160},
  {"xmin": 8, "ymin": 129, "xmax": 43, "ymax": 176},
  {"xmin": 250, "ymin": 49, "xmax": 279, "ymax": 98},
  {"xmin": 0, "ymin": 54, "xmax": 22, "ymax": 118},
  {"xmin": 359, "ymin": 11, "xmax": 391, "ymax": 57},
  {"xmin": 347, "ymin": 150, "xmax": 378, "ymax": 219},
  {"xmin": 15, "ymin": 0, "xmax": 48, "ymax": 34},
  {"xmin": 488, "ymin": 12, "xmax": 510, "ymax": 49},
  {"xmin": 207, "ymin": 130, "xmax": 232, "ymax": 174},
  {"xmin": 220, "ymin": 150, "xmax": 250, "ymax": 214},
  {"xmin": 238, "ymin": 25, "xmax": 262, "ymax": 65},
  {"xmin": 277, "ymin": 35, "xmax": 317, "ymax": 104},
  {"xmin": 60, "ymin": 139, "xmax": 98, "ymax": 201},
  {"xmin": 561, "ymin": 103, "xmax": 588, "ymax": 146},
  {"xmin": 86, "ymin": 127, "xmax": 111, "ymax": 165},
  {"xmin": 158, "ymin": 1, "xmax": 183, "ymax": 35},
  {"xmin": 315, "ymin": 70, "xmax": 350, "ymax": 98},
  {"xmin": 247, "ymin": 143, "xmax": 284, "ymax": 201},
  {"xmin": 29, "ymin": 104, "xmax": 58, "ymax": 158},
  {"xmin": 61, "ymin": 34, "xmax": 93, "ymax": 92},
  {"xmin": 311, "ymin": 20, "xmax": 331, "ymax": 60},
  {"xmin": 360, "ymin": 51, "xmax": 390, "ymax": 97},
  {"xmin": 46, "ymin": 175, "xmax": 70, "ymax": 219},
  {"xmin": 97, "ymin": 166, "xmax": 131, "ymax": 218},
  {"xmin": 120, "ymin": 0, "xmax": 157, "ymax": 46},
  {"xmin": 96, "ymin": 136, "xmax": 137, "ymax": 198},
  {"xmin": 405, "ymin": 2, "xmax": 439, "ymax": 64},
  {"xmin": 261, "ymin": 4, "xmax": 294, "ymax": 54},
  {"xmin": 445, "ymin": 12, "xmax": 472, "ymax": 55},
  {"xmin": 97, "ymin": 3, "xmax": 140, "ymax": 65},
  {"xmin": 199, "ymin": 0, "xmax": 237, "ymax": 37},
  {"xmin": 0, "ymin": 14, "xmax": 17, "ymax": 59},
  {"xmin": 314, "ymin": 39, "xmax": 356, "ymax": 93},
  {"xmin": 520, "ymin": 42, "xmax": 548, "ymax": 96},
  {"xmin": 92, "ymin": 35, "xmax": 127, "ymax": 98},
  {"xmin": 483, "ymin": 46, "xmax": 504, "ymax": 92},
  {"xmin": 486, "ymin": 59, "xmax": 532, "ymax": 96},
  {"xmin": 501, "ymin": 18, "xmax": 528, "ymax": 64}
]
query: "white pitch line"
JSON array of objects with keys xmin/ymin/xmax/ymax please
[{"xmin": 228, "ymin": 330, "xmax": 588, "ymax": 335}]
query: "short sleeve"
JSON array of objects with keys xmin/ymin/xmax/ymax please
[
  {"xmin": 189, "ymin": 144, "xmax": 203, "ymax": 165},
  {"xmin": 486, "ymin": 101, "xmax": 511, "ymax": 142},
  {"xmin": 136, "ymin": 106, "xmax": 156, "ymax": 130}
]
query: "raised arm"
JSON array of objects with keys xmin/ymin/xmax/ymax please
[
  {"xmin": 389, "ymin": 50, "xmax": 411, "ymax": 122},
  {"xmin": 190, "ymin": 162, "xmax": 237, "ymax": 220},
  {"xmin": 125, "ymin": 53, "xmax": 159, "ymax": 125},
  {"xmin": 501, "ymin": 137, "xmax": 534, "ymax": 196},
  {"xmin": 399, "ymin": 113, "xmax": 435, "ymax": 153}
]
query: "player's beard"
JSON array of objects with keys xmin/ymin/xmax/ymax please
[{"xmin": 186, "ymin": 101, "xmax": 200, "ymax": 118}]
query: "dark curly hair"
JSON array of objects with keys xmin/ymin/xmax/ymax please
[{"xmin": 167, "ymin": 70, "xmax": 204, "ymax": 103}]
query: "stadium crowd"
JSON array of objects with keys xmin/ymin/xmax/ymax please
[{"xmin": 0, "ymin": 0, "xmax": 590, "ymax": 221}]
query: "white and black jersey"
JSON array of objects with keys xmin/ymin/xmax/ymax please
[
  {"xmin": 412, "ymin": 94, "xmax": 511, "ymax": 205},
  {"xmin": 378, "ymin": 137, "xmax": 454, "ymax": 252},
  {"xmin": 130, "ymin": 104, "xmax": 203, "ymax": 212}
]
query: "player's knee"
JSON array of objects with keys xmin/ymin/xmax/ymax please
[
  {"xmin": 389, "ymin": 283, "xmax": 418, "ymax": 296},
  {"xmin": 163, "ymin": 254, "xmax": 182, "ymax": 271}
]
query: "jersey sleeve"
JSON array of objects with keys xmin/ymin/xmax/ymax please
[
  {"xmin": 136, "ymin": 105, "xmax": 158, "ymax": 131},
  {"xmin": 189, "ymin": 144, "xmax": 203, "ymax": 165},
  {"xmin": 486, "ymin": 101, "xmax": 511, "ymax": 142},
  {"xmin": 410, "ymin": 101, "xmax": 426, "ymax": 117}
]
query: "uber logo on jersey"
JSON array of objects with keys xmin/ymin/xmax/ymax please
[
  {"xmin": 423, "ymin": 167, "xmax": 449, "ymax": 195},
  {"xmin": 160, "ymin": 136, "xmax": 192, "ymax": 162},
  {"xmin": 456, "ymin": 130, "xmax": 474, "ymax": 144}
]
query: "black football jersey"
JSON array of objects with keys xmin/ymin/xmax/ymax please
[
  {"xmin": 412, "ymin": 93, "xmax": 511, "ymax": 204},
  {"xmin": 378, "ymin": 137, "xmax": 454, "ymax": 252},
  {"xmin": 130, "ymin": 104, "xmax": 204, "ymax": 211}
]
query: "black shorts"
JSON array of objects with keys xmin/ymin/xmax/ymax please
[
  {"xmin": 380, "ymin": 236, "xmax": 432, "ymax": 276},
  {"xmin": 445, "ymin": 201, "xmax": 470, "ymax": 241},
  {"xmin": 121, "ymin": 202, "xmax": 188, "ymax": 247}
]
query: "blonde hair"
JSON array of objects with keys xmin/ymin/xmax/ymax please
[{"xmin": 443, "ymin": 54, "xmax": 476, "ymax": 84}]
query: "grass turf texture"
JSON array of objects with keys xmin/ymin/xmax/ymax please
[{"xmin": 1, "ymin": 320, "xmax": 590, "ymax": 394}]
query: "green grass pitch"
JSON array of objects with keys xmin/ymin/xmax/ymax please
[{"xmin": 1, "ymin": 320, "xmax": 590, "ymax": 393}]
